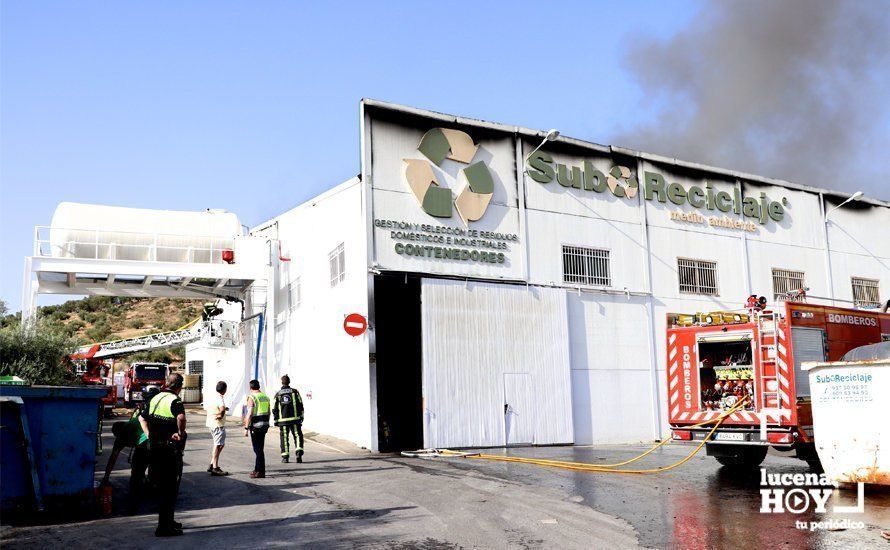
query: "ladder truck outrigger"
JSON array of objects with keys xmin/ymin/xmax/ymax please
[{"xmin": 666, "ymin": 292, "xmax": 890, "ymax": 470}]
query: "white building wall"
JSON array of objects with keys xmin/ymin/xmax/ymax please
[
  {"xmin": 272, "ymin": 101, "xmax": 890, "ymax": 449},
  {"xmin": 255, "ymin": 179, "xmax": 374, "ymax": 449},
  {"xmin": 567, "ymin": 293, "xmax": 655, "ymax": 443}
]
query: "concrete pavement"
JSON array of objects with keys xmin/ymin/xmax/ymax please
[
  {"xmin": 4, "ymin": 409, "xmax": 888, "ymax": 549},
  {"xmin": 2, "ymin": 410, "xmax": 637, "ymax": 549}
]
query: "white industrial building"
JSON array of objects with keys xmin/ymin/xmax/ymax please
[
  {"xmin": 233, "ymin": 100, "xmax": 890, "ymax": 452},
  {"xmin": 24, "ymin": 100, "xmax": 889, "ymax": 452}
]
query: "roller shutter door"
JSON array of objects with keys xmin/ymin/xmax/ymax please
[
  {"xmin": 421, "ymin": 279, "xmax": 573, "ymax": 448},
  {"xmin": 791, "ymin": 327, "xmax": 825, "ymax": 398}
]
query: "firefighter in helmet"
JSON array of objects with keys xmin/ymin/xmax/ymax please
[{"xmin": 273, "ymin": 374, "xmax": 305, "ymax": 463}]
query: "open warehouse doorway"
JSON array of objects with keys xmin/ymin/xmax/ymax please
[{"xmin": 373, "ymin": 274, "xmax": 423, "ymax": 452}]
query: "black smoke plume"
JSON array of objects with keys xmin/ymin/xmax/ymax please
[{"xmin": 614, "ymin": 0, "xmax": 890, "ymax": 200}]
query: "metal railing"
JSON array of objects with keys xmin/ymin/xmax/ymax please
[{"xmin": 34, "ymin": 225, "xmax": 236, "ymax": 264}]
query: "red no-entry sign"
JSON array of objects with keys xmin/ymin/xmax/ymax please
[{"xmin": 343, "ymin": 313, "xmax": 368, "ymax": 337}]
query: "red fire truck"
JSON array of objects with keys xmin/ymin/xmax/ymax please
[
  {"xmin": 67, "ymin": 345, "xmax": 117, "ymax": 416},
  {"xmin": 123, "ymin": 362, "xmax": 169, "ymax": 407},
  {"xmin": 666, "ymin": 300, "xmax": 890, "ymax": 469}
]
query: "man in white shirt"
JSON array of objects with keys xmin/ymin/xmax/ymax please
[{"xmin": 205, "ymin": 381, "xmax": 230, "ymax": 476}]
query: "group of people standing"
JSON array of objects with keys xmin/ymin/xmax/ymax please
[
  {"xmin": 209, "ymin": 375, "xmax": 304, "ymax": 478},
  {"xmin": 104, "ymin": 372, "xmax": 305, "ymax": 537}
]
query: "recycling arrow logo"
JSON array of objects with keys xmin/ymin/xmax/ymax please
[{"xmin": 404, "ymin": 128, "xmax": 494, "ymax": 225}]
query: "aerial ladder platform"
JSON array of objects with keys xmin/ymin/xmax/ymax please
[{"xmin": 75, "ymin": 318, "xmax": 239, "ymax": 360}]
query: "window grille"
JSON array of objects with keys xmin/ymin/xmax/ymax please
[
  {"xmin": 772, "ymin": 269, "xmax": 806, "ymax": 301},
  {"xmin": 678, "ymin": 258, "xmax": 719, "ymax": 296},
  {"xmin": 562, "ymin": 246, "xmax": 611, "ymax": 286},
  {"xmin": 329, "ymin": 243, "xmax": 346, "ymax": 287},
  {"xmin": 851, "ymin": 277, "xmax": 880, "ymax": 308}
]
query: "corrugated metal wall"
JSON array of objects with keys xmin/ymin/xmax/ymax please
[{"xmin": 421, "ymin": 279, "xmax": 574, "ymax": 448}]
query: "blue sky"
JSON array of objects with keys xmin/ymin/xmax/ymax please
[{"xmin": 0, "ymin": 1, "xmax": 702, "ymax": 311}]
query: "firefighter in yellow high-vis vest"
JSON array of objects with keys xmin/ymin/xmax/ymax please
[
  {"xmin": 139, "ymin": 373, "xmax": 187, "ymax": 537},
  {"xmin": 243, "ymin": 379, "xmax": 271, "ymax": 478}
]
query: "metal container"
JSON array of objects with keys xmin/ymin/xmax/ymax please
[
  {"xmin": 0, "ymin": 385, "xmax": 107, "ymax": 511},
  {"xmin": 181, "ymin": 388, "xmax": 202, "ymax": 404},
  {"xmin": 803, "ymin": 359, "xmax": 889, "ymax": 485},
  {"xmin": 183, "ymin": 374, "xmax": 201, "ymax": 389}
]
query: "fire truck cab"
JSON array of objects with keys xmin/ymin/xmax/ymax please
[
  {"xmin": 124, "ymin": 362, "xmax": 169, "ymax": 407},
  {"xmin": 667, "ymin": 300, "xmax": 890, "ymax": 469}
]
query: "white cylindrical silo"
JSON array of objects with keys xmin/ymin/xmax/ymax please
[{"xmin": 49, "ymin": 202, "xmax": 243, "ymax": 263}]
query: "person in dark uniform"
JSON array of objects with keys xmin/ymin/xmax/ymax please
[
  {"xmin": 139, "ymin": 373, "xmax": 187, "ymax": 537},
  {"xmin": 243, "ymin": 379, "xmax": 270, "ymax": 478},
  {"xmin": 101, "ymin": 386, "xmax": 158, "ymax": 514},
  {"xmin": 273, "ymin": 375, "xmax": 305, "ymax": 463}
]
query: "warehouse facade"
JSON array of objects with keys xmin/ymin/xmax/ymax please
[{"xmin": 250, "ymin": 100, "xmax": 890, "ymax": 452}]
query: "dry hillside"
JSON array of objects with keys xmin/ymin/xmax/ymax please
[{"xmin": 26, "ymin": 296, "xmax": 204, "ymax": 366}]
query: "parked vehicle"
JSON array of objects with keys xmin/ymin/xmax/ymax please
[
  {"xmin": 123, "ymin": 362, "xmax": 169, "ymax": 407},
  {"xmin": 65, "ymin": 346, "xmax": 116, "ymax": 416},
  {"xmin": 666, "ymin": 300, "xmax": 890, "ymax": 470}
]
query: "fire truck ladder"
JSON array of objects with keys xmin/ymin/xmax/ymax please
[
  {"xmin": 755, "ymin": 310, "xmax": 782, "ymax": 422},
  {"xmin": 77, "ymin": 320, "xmax": 205, "ymax": 360}
]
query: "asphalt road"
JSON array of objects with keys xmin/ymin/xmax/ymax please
[
  {"xmin": 2, "ymin": 410, "xmax": 888, "ymax": 549},
  {"xmin": 444, "ymin": 445, "xmax": 890, "ymax": 549}
]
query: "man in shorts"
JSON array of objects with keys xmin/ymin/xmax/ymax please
[{"xmin": 205, "ymin": 380, "xmax": 230, "ymax": 476}]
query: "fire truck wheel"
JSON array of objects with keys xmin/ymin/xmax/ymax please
[{"xmin": 712, "ymin": 445, "xmax": 768, "ymax": 469}]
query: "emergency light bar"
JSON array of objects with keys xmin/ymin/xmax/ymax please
[{"xmin": 673, "ymin": 311, "xmax": 751, "ymax": 327}]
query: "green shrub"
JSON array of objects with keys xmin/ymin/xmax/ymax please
[
  {"xmin": 0, "ymin": 322, "xmax": 79, "ymax": 385},
  {"xmin": 128, "ymin": 318, "xmax": 145, "ymax": 329},
  {"xmin": 84, "ymin": 321, "xmax": 112, "ymax": 342}
]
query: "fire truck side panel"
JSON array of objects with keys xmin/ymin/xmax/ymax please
[
  {"xmin": 666, "ymin": 328, "xmax": 700, "ymax": 425},
  {"xmin": 775, "ymin": 318, "xmax": 798, "ymax": 427}
]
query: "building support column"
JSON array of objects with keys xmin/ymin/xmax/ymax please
[
  {"xmin": 637, "ymin": 159, "xmax": 663, "ymax": 440},
  {"xmin": 737, "ymin": 180, "xmax": 753, "ymax": 297},
  {"xmin": 819, "ymin": 193, "xmax": 836, "ymax": 304}
]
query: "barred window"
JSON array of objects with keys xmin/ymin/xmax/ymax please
[
  {"xmin": 772, "ymin": 268, "xmax": 806, "ymax": 301},
  {"xmin": 288, "ymin": 276, "xmax": 302, "ymax": 310},
  {"xmin": 851, "ymin": 277, "xmax": 880, "ymax": 308},
  {"xmin": 678, "ymin": 258, "xmax": 719, "ymax": 296},
  {"xmin": 329, "ymin": 243, "xmax": 346, "ymax": 287},
  {"xmin": 562, "ymin": 246, "xmax": 611, "ymax": 286}
]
